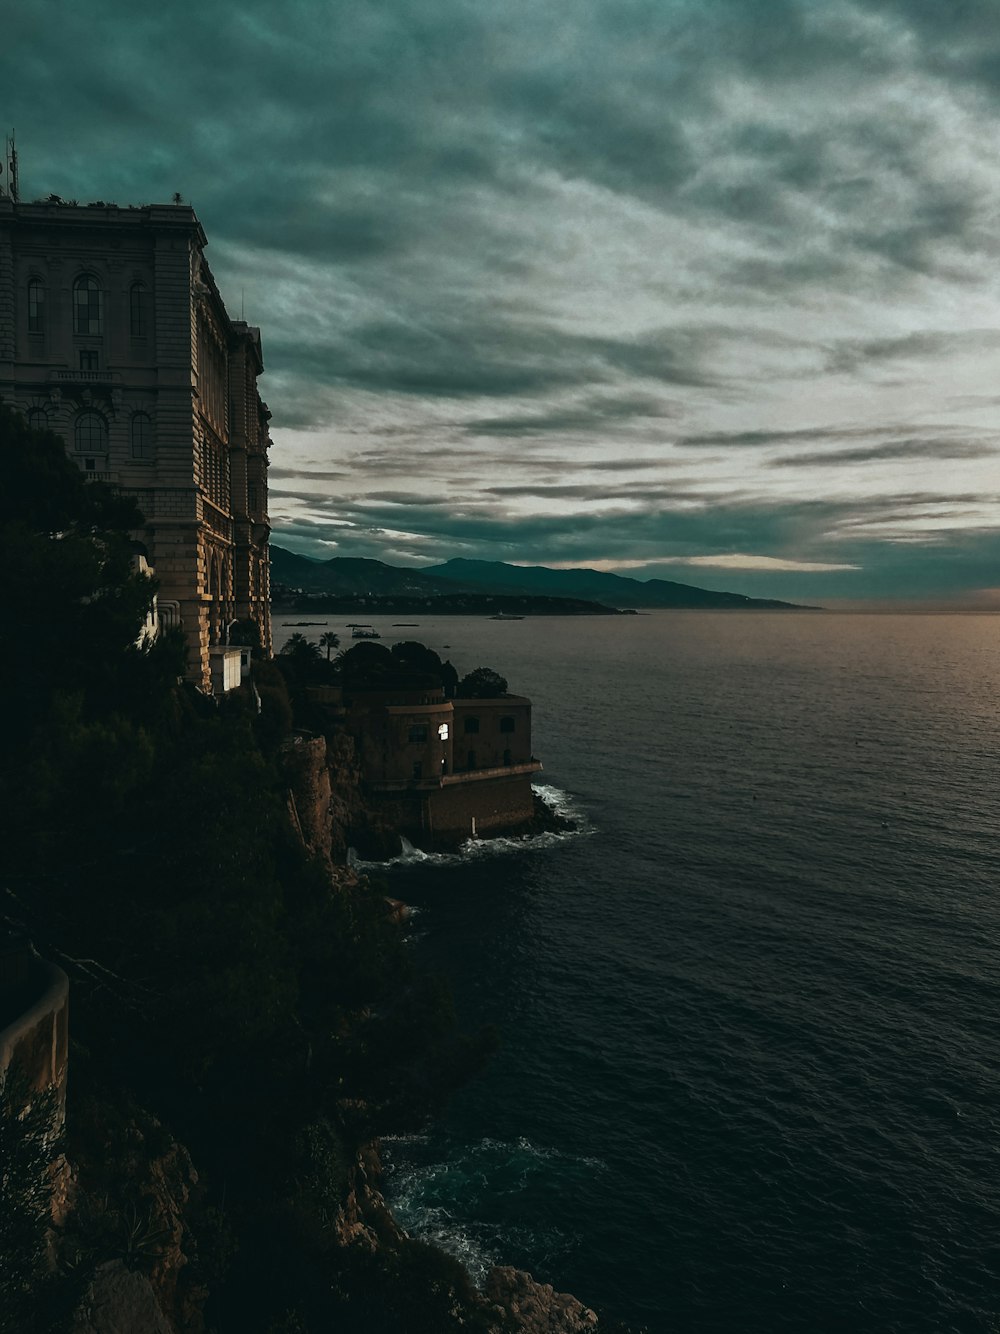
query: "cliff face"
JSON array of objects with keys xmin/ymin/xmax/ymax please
[
  {"xmin": 281, "ymin": 729, "xmax": 402, "ymax": 865},
  {"xmin": 64, "ymin": 1102, "xmax": 207, "ymax": 1334}
]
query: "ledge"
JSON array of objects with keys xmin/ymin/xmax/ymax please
[{"xmin": 369, "ymin": 760, "xmax": 541, "ymax": 793}]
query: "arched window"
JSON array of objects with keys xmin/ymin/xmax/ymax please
[
  {"xmin": 27, "ymin": 279, "xmax": 45, "ymax": 333},
  {"xmin": 73, "ymin": 274, "xmax": 103, "ymax": 335},
  {"xmin": 131, "ymin": 412, "xmax": 152, "ymax": 459},
  {"xmin": 74, "ymin": 411, "xmax": 107, "ymax": 452},
  {"xmin": 129, "ymin": 282, "xmax": 147, "ymax": 337},
  {"xmin": 27, "ymin": 408, "xmax": 48, "ymax": 433},
  {"xmin": 499, "ymin": 716, "xmax": 516, "ymax": 734}
]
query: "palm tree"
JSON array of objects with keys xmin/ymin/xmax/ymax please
[
  {"xmin": 280, "ymin": 632, "xmax": 321, "ymax": 664},
  {"xmin": 319, "ymin": 631, "xmax": 340, "ymax": 661}
]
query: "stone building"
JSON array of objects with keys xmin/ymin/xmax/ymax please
[
  {"xmin": 0, "ymin": 196, "xmax": 272, "ymax": 690},
  {"xmin": 344, "ymin": 684, "xmax": 542, "ymax": 847}
]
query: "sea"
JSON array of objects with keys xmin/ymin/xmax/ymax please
[{"xmin": 277, "ymin": 610, "xmax": 1000, "ymax": 1333}]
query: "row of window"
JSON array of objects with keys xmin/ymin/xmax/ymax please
[
  {"xmin": 27, "ymin": 276, "xmax": 148, "ymax": 338},
  {"xmin": 407, "ymin": 716, "xmax": 516, "ymax": 743},
  {"xmin": 28, "ymin": 407, "xmax": 154, "ymax": 459}
]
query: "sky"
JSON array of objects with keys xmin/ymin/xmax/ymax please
[{"xmin": 5, "ymin": 0, "xmax": 1000, "ymax": 604}]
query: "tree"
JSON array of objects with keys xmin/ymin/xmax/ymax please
[
  {"xmin": 456, "ymin": 667, "xmax": 508, "ymax": 698},
  {"xmin": 280, "ymin": 633, "xmax": 321, "ymax": 665},
  {"xmin": 389, "ymin": 642, "xmax": 442, "ymax": 676},
  {"xmin": 319, "ymin": 631, "xmax": 340, "ymax": 661},
  {"xmin": 0, "ymin": 399, "xmax": 183, "ymax": 732}
]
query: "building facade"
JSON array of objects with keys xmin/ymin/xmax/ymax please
[
  {"xmin": 344, "ymin": 685, "xmax": 542, "ymax": 847},
  {"xmin": 0, "ymin": 196, "xmax": 272, "ymax": 690}
]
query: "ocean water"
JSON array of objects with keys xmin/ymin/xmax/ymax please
[{"xmin": 281, "ymin": 611, "xmax": 1000, "ymax": 1332}]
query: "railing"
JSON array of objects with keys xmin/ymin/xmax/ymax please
[{"xmin": 51, "ymin": 370, "xmax": 121, "ymax": 383}]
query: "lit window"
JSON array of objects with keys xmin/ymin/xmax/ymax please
[
  {"xmin": 131, "ymin": 413, "xmax": 152, "ymax": 459},
  {"xmin": 74, "ymin": 411, "xmax": 107, "ymax": 452},
  {"xmin": 73, "ymin": 275, "xmax": 103, "ymax": 335},
  {"xmin": 129, "ymin": 282, "xmax": 147, "ymax": 337},
  {"xmin": 499, "ymin": 716, "xmax": 516, "ymax": 733},
  {"xmin": 27, "ymin": 279, "xmax": 44, "ymax": 333},
  {"xmin": 437, "ymin": 723, "xmax": 449, "ymax": 740}
]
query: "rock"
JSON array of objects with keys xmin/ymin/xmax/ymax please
[
  {"xmin": 72, "ymin": 1260, "xmax": 173, "ymax": 1334},
  {"xmin": 484, "ymin": 1266, "xmax": 600, "ymax": 1332}
]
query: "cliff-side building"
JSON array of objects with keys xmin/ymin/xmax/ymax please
[
  {"xmin": 344, "ymin": 683, "xmax": 542, "ymax": 847},
  {"xmin": 0, "ymin": 196, "xmax": 272, "ymax": 691}
]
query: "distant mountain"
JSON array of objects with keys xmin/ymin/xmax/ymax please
[
  {"xmin": 269, "ymin": 547, "xmax": 459, "ymax": 597},
  {"xmin": 423, "ymin": 558, "xmax": 813, "ymax": 610},
  {"xmin": 269, "ymin": 546, "xmax": 815, "ymax": 610}
]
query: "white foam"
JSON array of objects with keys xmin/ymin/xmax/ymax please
[
  {"xmin": 382, "ymin": 1134, "xmax": 607, "ymax": 1283},
  {"xmin": 354, "ymin": 785, "xmax": 593, "ymax": 869}
]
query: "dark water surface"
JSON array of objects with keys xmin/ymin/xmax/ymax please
[{"xmin": 283, "ymin": 611, "xmax": 1000, "ymax": 1332}]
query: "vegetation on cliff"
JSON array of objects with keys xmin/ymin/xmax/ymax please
[{"xmin": 0, "ymin": 403, "xmax": 507, "ymax": 1332}]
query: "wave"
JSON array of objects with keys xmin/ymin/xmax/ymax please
[
  {"xmin": 382, "ymin": 1135, "xmax": 606, "ymax": 1283},
  {"xmin": 351, "ymin": 784, "xmax": 593, "ymax": 869}
]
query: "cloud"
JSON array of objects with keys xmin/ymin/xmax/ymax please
[
  {"xmin": 771, "ymin": 439, "xmax": 997, "ymax": 467},
  {"xmin": 7, "ymin": 0, "xmax": 1000, "ymax": 599},
  {"xmin": 657, "ymin": 554, "xmax": 861, "ymax": 572}
]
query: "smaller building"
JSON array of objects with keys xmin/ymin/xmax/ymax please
[{"xmin": 343, "ymin": 685, "xmax": 542, "ymax": 848}]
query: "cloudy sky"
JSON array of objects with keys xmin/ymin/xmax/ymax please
[{"xmin": 7, "ymin": 0, "xmax": 1000, "ymax": 603}]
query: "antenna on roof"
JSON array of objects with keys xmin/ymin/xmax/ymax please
[{"xmin": 4, "ymin": 130, "xmax": 19, "ymax": 202}]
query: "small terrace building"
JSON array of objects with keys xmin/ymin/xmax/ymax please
[{"xmin": 344, "ymin": 683, "xmax": 542, "ymax": 847}]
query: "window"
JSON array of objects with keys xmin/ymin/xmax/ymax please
[
  {"xmin": 27, "ymin": 408, "xmax": 47, "ymax": 433},
  {"xmin": 412, "ymin": 761, "xmax": 423, "ymax": 780},
  {"xmin": 74, "ymin": 411, "xmax": 107, "ymax": 452},
  {"xmin": 27, "ymin": 279, "xmax": 44, "ymax": 333},
  {"xmin": 437, "ymin": 723, "xmax": 449, "ymax": 740},
  {"xmin": 79, "ymin": 350, "xmax": 98, "ymax": 371},
  {"xmin": 129, "ymin": 282, "xmax": 147, "ymax": 337},
  {"xmin": 463, "ymin": 716, "xmax": 480, "ymax": 734},
  {"xmin": 131, "ymin": 413, "xmax": 152, "ymax": 459},
  {"xmin": 248, "ymin": 484, "xmax": 258, "ymax": 512},
  {"xmin": 466, "ymin": 750, "xmax": 477, "ymax": 770},
  {"xmin": 408, "ymin": 724, "xmax": 428, "ymax": 743},
  {"xmin": 500, "ymin": 716, "xmax": 516, "ymax": 733},
  {"xmin": 73, "ymin": 275, "xmax": 103, "ymax": 335}
]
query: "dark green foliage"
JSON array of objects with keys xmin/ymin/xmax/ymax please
[
  {"xmin": 0, "ymin": 399, "xmax": 178, "ymax": 736},
  {"xmin": 390, "ymin": 640, "xmax": 444, "ymax": 675},
  {"xmin": 457, "ymin": 666, "xmax": 509, "ymax": 698},
  {"xmin": 338, "ymin": 640, "xmax": 393, "ymax": 683},
  {"xmin": 280, "ymin": 631, "xmax": 322, "ymax": 664},
  {"xmin": 0, "ymin": 1073, "xmax": 65, "ymax": 1334}
]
